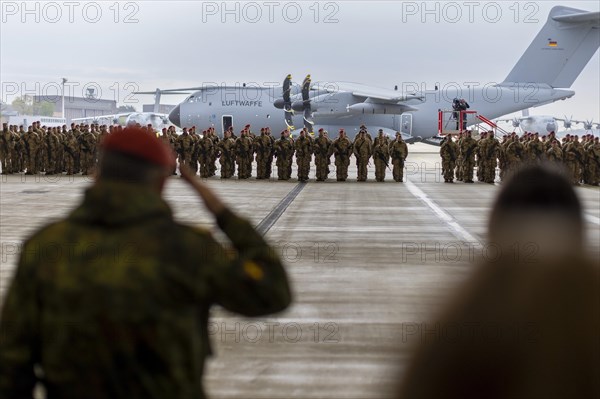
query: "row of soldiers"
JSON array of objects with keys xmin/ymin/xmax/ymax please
[
  {"xmin": 440, "ymin": 130, "xmax": 600, "ymax": 185},
  {"xmin": 163, "ymin": 124, "xmax": 409, "ymax": 182},
  {"xmin": 1, "ymin": 121, "xmax": 107, "ymax": 175},
  {"xmin": 2, "ymin": 121, "xmax": 412, "ymax": 182}
]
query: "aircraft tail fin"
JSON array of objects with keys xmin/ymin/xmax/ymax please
[{"xmin": 502, "ymin": 6, "xmax": 599, "ymax": 88}]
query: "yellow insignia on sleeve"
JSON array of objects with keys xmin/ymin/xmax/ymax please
[{"xmin": 243, "ymin": 261, "xmax": 264, "ymax": 281}]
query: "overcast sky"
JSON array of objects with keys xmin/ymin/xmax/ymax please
[{"xmin": 1, "ymin": 1, "xmax": 598, "ymax": 121}]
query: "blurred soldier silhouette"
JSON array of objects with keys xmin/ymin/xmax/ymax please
[
  {"xmin": 397, "ymin": 164, "xmax": 598, "ymax": 399},
  {"xmin": 0, "ymin": 126, "xmax": 292, "ymax": 399}
]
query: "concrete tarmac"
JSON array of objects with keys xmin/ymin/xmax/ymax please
[{"xmin": 1, "ymin": 143, "xmax": 599, "ymax": 398}]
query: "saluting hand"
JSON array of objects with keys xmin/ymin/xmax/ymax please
[{"xmin": 179, "ymin": 165, "xmax": 226, "ymax": 216}]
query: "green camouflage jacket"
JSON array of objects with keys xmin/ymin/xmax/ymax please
[{"xmin": 0, "ymin": 180, "xmax": 291, "ymax": 399}]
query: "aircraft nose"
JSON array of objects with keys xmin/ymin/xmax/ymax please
[{"xmin": 169, "ymin": 104, "xmax": 181, "ymax": 127}]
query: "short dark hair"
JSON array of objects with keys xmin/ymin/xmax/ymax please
[
  {"xmin": 489, "ymin": 163, "xmax": 583, "ymax": 244},
  {"xmin": 98, "ymin": 151, "xmax": 169, "ymax": 185}
]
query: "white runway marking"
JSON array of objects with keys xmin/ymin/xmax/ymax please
[
  {"xmin": 585, "ymin": 214, "xmax": 600, "ymax": 226},
  {"xmin": 405, "ymin": 179, "xmax": 482, "ymax": 247}
]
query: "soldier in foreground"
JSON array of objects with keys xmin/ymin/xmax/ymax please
[
  {"xmin": 397, "ymin": 164, "xmax": 598, "ymax": 399},
  {"xmin": 0, "ymin": 126, "xmax": 292, "ymax": 399}
]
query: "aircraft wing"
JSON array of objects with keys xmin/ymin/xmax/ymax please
[
  {"xmin": 71, "ymin": 113, "xmax": 129, "ymax": 124},
  {"xmin": 321, "ymin": 81, "xmax": 425, "ymax": 103}
]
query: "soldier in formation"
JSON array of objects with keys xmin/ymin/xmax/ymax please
[
  {"xmin": 389, "ymin": 132, "xmax": 408, "ymax": 182},
  {"xmin": 440, "ymin": 134, "xmax": 458, "ymax": 183},
  {"xmin": 372, "ymin": 129, "xmax": 390, "ymax": 182},
  {"xmin": 439, "ymin": 130, "xmax": 600, "ymax": 186},
  {"xmin": 217, "ymin": 129, "xmax": 236, "ymax": 179},
  {"xmin": 353, "ymin": 126, "xmax": 372, "ymax": 182},
  {"xmin": 314, "ymin": 128, "xmax": 332, "ymax": 181},
  {"xmin": 331, "ymin": 128, "xmax": 353, "ymax": 182},
  {"xmin": 294, "ymin": 129, "xmax": 313, "ymax": 182},
  {"xmin": 275, "ymin": 130, "xmax": 294, "ymax": 180},
  {"xmin": 5, "ymin": 121, "xmax": 596, "ymax": 185}
]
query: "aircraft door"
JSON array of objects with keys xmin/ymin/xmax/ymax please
[
  {"xmin": 400, "ymin": 113, "xmax": 412, "ymax": 137},
  {"xmin": 222, "ymin": 115, "xmax": 233, "ymax": 135}
]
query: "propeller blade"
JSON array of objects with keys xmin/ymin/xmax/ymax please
[
  {"xmin": 301, "ymin": 74, "xmax": 313, "ymax": 133},
  {"xmin": 282, "ymin": 74, "xmax": 294, "ymax": 129}
]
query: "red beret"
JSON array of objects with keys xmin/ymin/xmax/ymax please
[{"xmin": 101, "ymin": 126, "xmax": 175, "ymax": 169}]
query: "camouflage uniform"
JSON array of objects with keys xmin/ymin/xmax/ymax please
[
  {"xmin": 389, "ymin": 134, "xmax": 408, "ymax": 182},
  {"xmin": 23, "ymin": 127, "xmax": 40, "ymax": 174},
  {"xmin": 217, "ymin": 133, "xmax": 236, "ymax": 179},
  {"xmin": 562, "ymin": 139, "xmax": 579, "ymax": 184},
  {"xmin": 265, "ymin": 129, "xmax": 276, "ymax": 179},
  {"xmin": 78, "ymin": 128, "xmax": 97, "ymax": 175},
  {"xmin": 255, "ymin": 131, "xmax": 274, "ymax": 180},
  {"xmin": 176, "ymin": 130, "xmax": 195, "ymax": 172},
  {"xmin": 44, "ymin": 128, "xmax": 60, "ymax": 175},
  {"xmin": 12, "ymin": 127, "xmax": 24, "ymax": 173},
  {"xmin": 483, "ymin": 134, "xmax": 499, "ymax": 184},
  {"xmin": 197, "ymin": 134, "xmax": 214, "ymax": 178},
  {"xmin": 235, "ymin": 133, "xmax": 253, "ymax": 179},
  {"xmin": 63, "ymin": 131, "xmax": 78, "ymax": 175},
  {"xmin": 527, "ymin": 135, "xmax": 544, "ymax": 164},
  {"xmin": 0, "ymin": 180, "xmax": 291, "ymax": 399},
  {"xmin": 504, "ymin": 136, "xmax": 524, "ymax": 179},
  {"xmin": 331, "ymin": 132, "xmax": 352, "ymax": 181},
  {"xmin": 294, "ymin": 132, "xmax": 313, "ymax": 182},
  {"xmin": 0, "ymin": 124, "xmax": 8, "ymax": 174},
  {"xmin": 476, "ymin": 133, "xmax": 487, "ymax": 182},
  {"xmin": 440, "ymin": 135, "xmax": 458, "ymax": 183},
  {"xmin": 546, "ymin": 141, "xmax": 563, "ymax": 164},
  {"xmin": 372, "ymin": 132, "xmax": 390, "ymax": 182},
  {"xmin": 275, "ymin": 133, "xmax": 294, "ymax": 180},
  {"xmin": 498, "ymin": 136, "xmax": 509, "ymax": 181},
  {"xmin": 459, "ymin": 132, "xmax": 477, "ymax": 183},
  {"xmin": 353, "ymin": 131, "xmax": 372, "ymax": 181},
  {"xmin": 207, "ymin": 129, "xmax": 219, "ymax": 176},
  {"xmin": 455, "ymin": 132, "xmax": 464, "ymax": 181},
  {"xmin": 572, "ymin": 137, "xmax": 584, "ymax": 184},
  {"xmin": 189, "ymin": 131, "xmax": 200, "ymax": 174},
  {"xmin": 588, "ymin": 138, "xmax": 600, "ymax": 186},
  {"xmin": 313, "ymin": 130, "xmax": 332, "ymax": 181}
]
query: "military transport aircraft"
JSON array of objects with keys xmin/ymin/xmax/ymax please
[
  {"xmin": 136, "ymin": 6, "xmax": 599, "ymax": 143},
  {"xmin": 496, "ymin": 110, "xmax": 600, "ymax": 135},
  {"xmin": 72, "ymin": 112, "xmax": 170, "ymax": 131}
]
